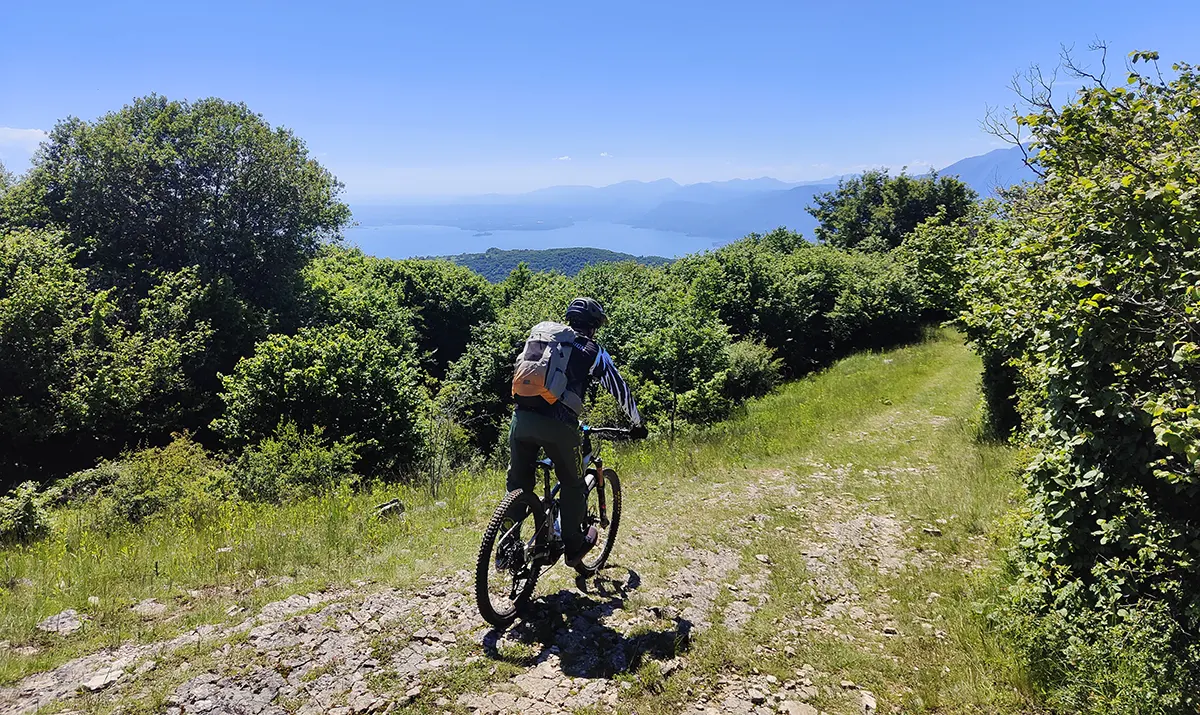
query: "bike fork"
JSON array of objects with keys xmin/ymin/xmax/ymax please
[{"xmin": 594, "ymin": 458, "xmax": 610, "ymax": 528}]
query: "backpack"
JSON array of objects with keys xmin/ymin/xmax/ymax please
[{"xmin": 511, "ymin": 321, "xmax": 584, "ymax": 414}]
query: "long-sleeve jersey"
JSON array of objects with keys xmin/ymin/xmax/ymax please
[{"xmin": 515, "ymin": 334, "xmax": 641, "ymax": 426}]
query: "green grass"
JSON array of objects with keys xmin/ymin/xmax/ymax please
[{"xmin": 0, "ymin": 329, "xmax": 1038, "ymax": 713}]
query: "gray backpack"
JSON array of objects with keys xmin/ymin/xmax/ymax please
[{"xmin": 511, "ymin": 321, "xmax": 584, "ymax": 414}]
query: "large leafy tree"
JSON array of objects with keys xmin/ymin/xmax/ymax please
[
  {"xmin": 0, "ymin": 96, "xmax": 351, "ymax": 457},
  {"xmin": 808, "ymin": 169, "xmax": 976, "ymax": 251},
  {"xmin": 2, "ymin": 95, "xmax": 350, "ymax": 311}
]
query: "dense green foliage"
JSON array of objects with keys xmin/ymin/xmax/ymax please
[
  {"xmin": 0, "ymin": 229, "xmax": 214, "ymax": 482},
  {"xmin": 0, "ymin": 482, "xmax": 49, "ymax": 545},
  {"xmin": 233, "ymin": 422, "xmax": 358, "ymax": 504},
  {"xmin": 443, "ymin": 246, "xmax": 671, "ymax": 282},
  {"xmin": 213, "ymin": 326, "xmax": 428, "ymax": 477},
  {"xmin": 808, "ymin": 169, "xmax": 977, "ymax": 251},
  {"xmin": 0, "ymin": 94, "xmax": 945, "ymax": 548},
  {"xmin": 3, "ymin": 95, "xmax": 349, "ymax": 307},
  {"xmin": 302, "ymin": 248, "xmax": 497, "ymax": 377},
  {"xmin": 960, "ymin": 52, "xmax": 1200, "ymax": 711},
  {"xmin": 0, "ymin": 96, "xmax": 351, "ymax": 486},
  {"xmin": 674, "ymin": 228, "xmax": 922, "ymax": 376},
  {"xmin": 896, "ymin": 207, "xmax": 990, "ymax": 320}
]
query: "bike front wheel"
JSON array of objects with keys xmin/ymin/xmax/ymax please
[
  {"xmin": 574, "ymin": 468, "xmax": 622, "ymax": 577},
  {"xmin": 475, "ymin": 489, "xmax": 544, "ymax": 628}
]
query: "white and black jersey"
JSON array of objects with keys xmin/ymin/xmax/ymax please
[{"xmin": 516, "ymin": 334, "xmax": 642, "ymax": 426}]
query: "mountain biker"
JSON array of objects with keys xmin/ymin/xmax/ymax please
[{"xmin": 507, "ymin": 297, "xmax": 647, "ymax": 567}]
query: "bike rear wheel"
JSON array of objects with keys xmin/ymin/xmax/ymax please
[
  {"xmin": 475, "ymin": 489, "xmax": 544, "ymax": 628},
  {"xmin": 574, "ymin": 468, "xmax": 622, "ymax": 577}
]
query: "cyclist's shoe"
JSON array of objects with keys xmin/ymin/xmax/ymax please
[{"xmin": 564, "ymin": 526, "xmax": 598, "ymax": 568}]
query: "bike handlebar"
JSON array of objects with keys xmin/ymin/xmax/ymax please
[{"xmin": 583, "ymin": 425, "xmax": 638, "ymax": 440}]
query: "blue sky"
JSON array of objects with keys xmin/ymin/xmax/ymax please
[{"xmin": 2, "ymin": 1, "xmax": 1197, "ymax": 197}]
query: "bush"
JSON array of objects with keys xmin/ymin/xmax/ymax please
[
  {"xmin": 215, "ymin": 326, "xmax": 429, "ymax": 478},
  {"xmin": 43, "ymin": 462, "xmax": 124, "ymax": 506},
  {"xmin": 0, "ymin": 482, "xmax": 50, "ymax": 545},
  {"xmin": 234, "ymin": 422, "xmax": 358, "ymax": 503},
  {"xmin": 895, "ymin": 209, "xmax": 983, "ymax": 320},
  {"xmin": 825, "ymin": 249, "xmax": 921, "ymax": 353},
  {"xmin": 577, "ymin": 262, "xmax": 735, "ymax": 428},
  {"xmin": 723, "ymin": 340, "xmax": 782, "ymax": 402},
  {"xmin": 303, "ymin": 248, "xmax": 497, "ymax": 377},
  {"xmin": 89, "ymin": 435, "xmax": 229, "ymax": 530},
  {"xmin": 961, "ymin": 52, "xmax": 1200, "ymax": 710}
]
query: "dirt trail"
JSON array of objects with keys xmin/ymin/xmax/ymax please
[{"xmin": 0, "ymin": 460, "xmax": 932, "ymax": 715}]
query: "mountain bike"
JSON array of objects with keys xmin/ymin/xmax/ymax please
[{"xmin": 475, "ymin": 425, "xmax": 633, "ymax": 627}]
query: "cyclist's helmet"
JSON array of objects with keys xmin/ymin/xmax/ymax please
[{"xmin": 565, "ymin": 297, "xmax": 608, "ymax": 330}]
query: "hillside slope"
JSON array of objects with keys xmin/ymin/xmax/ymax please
[
  {"xmin": 0, "ymin": 331, "xmax": 1033, "ymax": 714},
  {"xmin": 441, "ymin": 246, "xmax": 671, "ymax": 281}
]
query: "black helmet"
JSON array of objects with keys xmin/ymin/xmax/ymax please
[{"xmin": 566, "ymin": 297, "xmax": 608, "ymax": 329}]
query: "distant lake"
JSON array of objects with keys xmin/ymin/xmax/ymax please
[{"xmin": 342, "ymin": 221, "xmax": 719, "ymax": 259}]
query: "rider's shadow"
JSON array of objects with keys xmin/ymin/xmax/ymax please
[{"xmin": 481, "ymin": 565, "xmax": 693, "ymax": 679}]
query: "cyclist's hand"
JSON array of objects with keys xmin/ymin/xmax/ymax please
[{"xmin": 629, "ymin": 424, "xmax": 649, "ymax": 440}]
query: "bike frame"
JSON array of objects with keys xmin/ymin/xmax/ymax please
[{"xmin": 536, "ymin": 427, "xmax": 614, "ymax": 554}]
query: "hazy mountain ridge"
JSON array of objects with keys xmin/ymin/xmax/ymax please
[{"xmin": 350, "ymin": 145, "xmax": 1037, "ymax": 243}]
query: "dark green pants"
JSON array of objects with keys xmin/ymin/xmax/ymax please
[{"xmin": 506, "ymin": 410, "xmax": 586, "ymax": 553}]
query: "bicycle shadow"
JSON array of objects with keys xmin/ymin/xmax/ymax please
[{"xmin": 480, "ymin": 564, "xmax": 693, "ymax": 679}]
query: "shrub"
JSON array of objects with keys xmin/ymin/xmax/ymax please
[
  {"xmin": 677, "ymin": 239, "xmax": 921, "ymax": 377},
  {"xmin": 896, "ymin": 208, "xmax": 983, "ymax": 320},
  {"xmin": 303, "ymin": 248, "xmax": 497, "ymax": 377},
  {"xmin": 0, "ymin": 482, "xmax": 50, "ymax": 545},
  {"xmin": 825, "ymin": 249, "xmax": 921, "ymax": 354},
  {"xmin": 961, "ymin": 52, "xmax": 1200, "ymax": 710},
  {"xmin": 215, "ymin": 326, "xmax": 429, "ymax": 478},
  {"xmin": 577, "ymin": 262, "xmax": 735, "ymax": 428},
  {"xmin": 723, "ymin": 340, "xmax": 782, "ymax": 402},
  {"xmin": 89, "ymin": 435, "xmax": 229, "ymax": 530},
  {"xmin": 43, "ymin": 462, "xmax": 125, "ymax": 506},
  {"xmin": 234, "ymin": 422, "xmax": 358, "ymax": 503}
]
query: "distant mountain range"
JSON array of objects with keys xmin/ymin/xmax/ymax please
[
  {"xmin": 350, "ymin": 144, "xmax": 1037, "ymax": 244},
  {"xmin": 441, "ymin": 247, "xmax": 670, "ymax": 282}
]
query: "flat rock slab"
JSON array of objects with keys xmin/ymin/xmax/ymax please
[
  {"xmin": 132, "ymin": 599, "xmax": 168, "ymax": 618},
  {"xmin": 37, "ymin": 610, "xmax": 83, "ymax": 636},
  {"xmin": 81, "ymin": 670, "xmax": 123, "ymax": 692}
]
